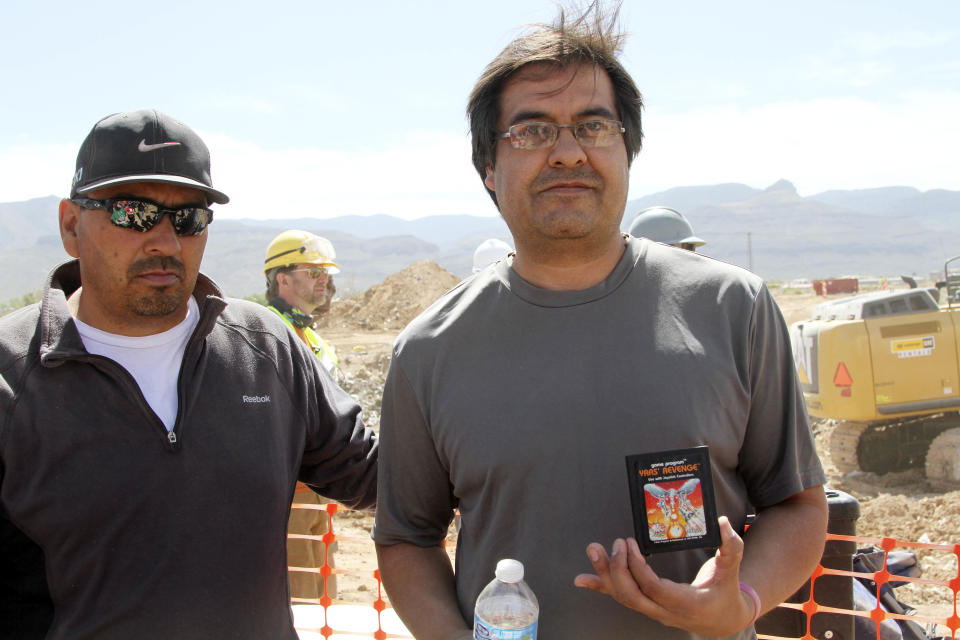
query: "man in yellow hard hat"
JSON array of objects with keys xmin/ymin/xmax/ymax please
[
  {"xmin": 264, "ymin": 230, "xmax": 340, "ymax": 374},
  {"xmin": 263, "ymin": 229, "xmax": 342, "ymax": 602}
]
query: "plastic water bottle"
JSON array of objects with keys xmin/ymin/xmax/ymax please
[{"xmin": 473, "ymin": 558, "xmax": 539, "ymax": 640}]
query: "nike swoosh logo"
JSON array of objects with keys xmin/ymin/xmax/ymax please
[{"xmin": 138, "ymin": 139, "xmax": 182, "ymax": 152}]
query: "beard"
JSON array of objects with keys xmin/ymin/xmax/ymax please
[
  {"xmin": 130, "ymin": 290, "xmax": 183, "ymax": 316},
  {"xmin": 294, "ymin": 280, "xmax": 329, "ymax": 311},
  {"xmin": 305, "ymin": 287, "xmax": 328, "ymax": 307},
  {"xmin": 126, "ymin": 256, "xmax": 189, "ymax": 317}
]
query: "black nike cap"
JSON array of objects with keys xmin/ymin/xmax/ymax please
[{"xmin": 70, "ymin": 109, "xmax": 229, "ymax": 204}]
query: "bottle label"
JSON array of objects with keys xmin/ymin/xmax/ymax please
[{"xmin": 473, "ymin": 616, "xmax": 537, "ymax": 640}]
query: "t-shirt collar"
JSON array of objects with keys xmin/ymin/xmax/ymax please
[{"xmin": 496, "ymin": 236, "xmax": 645, "ymax": 308}]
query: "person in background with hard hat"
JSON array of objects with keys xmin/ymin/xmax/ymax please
[
  {"xmin": 472, "ymin": 238, "xmax": 514, "ymax": 273},
  {"xmin": 628, "ymin": 206, "xmax": 705, "ymax": 252},
  {"xmin": 264, "ymin": 230, "xmax": 340, "ymax": 374},
  {"xmin": 263, "ymin": 229, "xmax": 343, "ymax": 603}
]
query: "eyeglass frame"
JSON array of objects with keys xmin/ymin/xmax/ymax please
[
  {"xmin": 69, "ymin": 197, "xmax": 214, "ymax": 236},
  {"xmin": 287, "ymin": 266, "xmax": 331, "ymax": 279},
  {"xmin": 498, "ymin": 118, "xmax": 626, "ymax": 150}
]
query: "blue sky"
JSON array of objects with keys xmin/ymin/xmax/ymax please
[{"xmin": 1, "ymin": 0, "xmax": 957, "ymax": 220}]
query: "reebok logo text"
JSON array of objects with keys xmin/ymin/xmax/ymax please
[{"xmin": 242, "ymin": 395, "xmax": 271, "ymax": 403}]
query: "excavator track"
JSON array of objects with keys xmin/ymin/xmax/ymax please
[
  {"xmin": 827, "ymin": 415, "xmax": 959, "ymax": 476},
  {"xmin": 828, "ymin": 422, "xmax": 869, "ymax": 473},
  {"xmin": 925, "ymin": 427, "xmax": 960, "ymax": 490}
]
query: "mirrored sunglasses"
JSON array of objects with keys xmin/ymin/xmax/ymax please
[
  {"xmin": 500, "ymin": 119, "xmax": 625, "ymax": 150},
  {"xmin": 70, "ymin": 198, "xmax": 214, "ymax": 236}
]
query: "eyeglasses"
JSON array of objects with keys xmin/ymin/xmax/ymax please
[
  {"xmin": 499, "ymin": 119, "xmax": 625, "ymax": 150},
  {"xmin": 70, "ymin": 198, "xmax": 214, "ymax": 236},
  {"xmin": 289, "ymin": 266, "xmax": 330, "ymax": 279}
]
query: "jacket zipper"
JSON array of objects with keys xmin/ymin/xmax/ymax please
[{"xmin": 83, "ymin": 354, "xmax": 183, "ymax": 451}]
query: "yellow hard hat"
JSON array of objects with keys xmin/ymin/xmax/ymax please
[{"xmin": 264, "ymin": 230, "xmax": 340, "ymax": 274}]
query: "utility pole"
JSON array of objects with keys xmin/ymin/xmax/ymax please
[{"xmin": 747, "ymin": 232, "xmax": 754, "ymax": 273}]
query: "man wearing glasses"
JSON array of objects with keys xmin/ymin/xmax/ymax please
[
  {"xmin": 264, "ymin": 230, "xmax": 341, "ymax": 375},
  {"xmin": 373, "ymin": 5, "xmax": 827, "ymax": 640},
  {"xmin": 0, "ymin": 109, "xmax": 377, "ymax": 639},
  {"xmin": 263, "ymin": 229, "xmax": 343, "ymax": 603}
]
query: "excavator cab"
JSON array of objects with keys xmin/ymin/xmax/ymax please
[{"xmin": 935, "ymin": 255, "xmax": 960, "ymax": 307}]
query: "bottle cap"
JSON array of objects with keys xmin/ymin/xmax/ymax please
[{"xmin": 495, "ymin": 559, "xmax": 524, "ymax": 583}]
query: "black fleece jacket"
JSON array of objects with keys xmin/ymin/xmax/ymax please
[{"xmin": 0, "ymin": 261, "xmax": 377, "ymax": 639}]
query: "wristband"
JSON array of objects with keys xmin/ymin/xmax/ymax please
[{"xmin": 739, "ymin": 582, "xmax": 761, "ymax": 626}]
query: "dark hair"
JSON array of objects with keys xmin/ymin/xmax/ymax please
[
  {"xmin": 264, "ymin": 265, "xmax": 295, "ymax": 298},
  {"xmin": 467, "ymin": 1, "xmax": 644, "ymax": 207}
]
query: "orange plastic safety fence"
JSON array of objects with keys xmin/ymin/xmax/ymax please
[
  {"xmin": 757, "ymin": 533, "xmax": 960, "ymax": 640},
  {"xmin": 288, "ymin": 500, "xmax": 422, "ymax": 638},
  {"xmin": 288, "ymin": 505, "xmax": 960, "ymax": 640}
]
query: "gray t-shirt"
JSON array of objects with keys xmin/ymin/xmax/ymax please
[{"xmin": 373, "ymin": 237, "xmax": 825, "ymax": 640}]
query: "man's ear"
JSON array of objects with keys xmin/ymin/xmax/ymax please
[
  {"xmin": 59, "ymin": 199, "xmax": 81, "ymax": 258},
  {"xmin": 483, "ymin": 165, "xmax": 496, "ymax": 192}
]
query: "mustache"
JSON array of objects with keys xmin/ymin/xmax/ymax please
[
  {"xmin": 127, "ymin": 256, "xmax": 186, "ymax": 279},
  {"xmin": 531, "ymin": 166, "xmax": 602, "ymax": 191}
]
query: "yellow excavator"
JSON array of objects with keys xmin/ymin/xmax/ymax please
[{"xmin": 789, "ymin": 256, "xmax": 960, "ymax": 489}]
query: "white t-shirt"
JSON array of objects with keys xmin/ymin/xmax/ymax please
[{"xmin": 74, "ymin": 297, "xmax": 200, "ymax": 431}]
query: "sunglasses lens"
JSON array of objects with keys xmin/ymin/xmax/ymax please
[
  {"xmin": 309, "ymin": 268, "xmax": 327, "ymax": 278},
  {"xmin": 109, "ymin": 200, "xmax": 160, "ymax": 232},
  {"xmin": 104, "ymin": 200, "xmax": 210, "ymax": 236},
  {"xmin": 172, "ymin": 208, "xmax": 213, "ymax": 236}
]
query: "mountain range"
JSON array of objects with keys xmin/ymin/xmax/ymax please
[{"xmin": 1, "ymin": 180, "xmax": 957, "ymax": 302}]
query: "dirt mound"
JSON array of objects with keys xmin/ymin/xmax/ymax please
[
  {"xmin": 856, "ymin": 490, "xmax": 960, "ymax": 545},
  {"xmin": 322, "ymin": 260, "xmax": 460, "ymax": 332}
]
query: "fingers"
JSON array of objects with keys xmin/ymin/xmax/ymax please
[
  {"xmin": 573, "ymin": 573, "xmax": 604, "ymax": 590},
  {"xmin": 587, "ymin": 542, "xmax": 608, "ymax": 567},
  {"xmin": 620, "ymin": 538, "xmax": 684, "ymax": 616},
  {"xmin": 713, "ymin": 516, "xmax": 745, "ymax": 576},
  {"xmin": 621, "ymin": 538, "xmax": 654, "ymax": 586},
  {"xmin": 574, "ymin": 542, "xmax": 612, "ymax": 592},
  {"xmin": 577, "ymin": 523, "xmax": 752, "ymax": 636},
  {"xmin": 607, "ymin": 539, "xmax": 643, "ymax": 597},
  {"xmin": 624, "ymin": 537, "xmax": 657, "ymax": 591},
  {"xmin": 575, "ymin": 539, "xmax": 669, "ymax": 619}
]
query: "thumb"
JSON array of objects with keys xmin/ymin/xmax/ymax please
[{"xmin": 712, "ymin": 516, "xmax": 745, "ymax": 580}]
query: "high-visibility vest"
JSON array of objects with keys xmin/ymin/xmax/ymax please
[{"xmin": 267, "ymin": 305, "xmax": 339, "ymax": 374}]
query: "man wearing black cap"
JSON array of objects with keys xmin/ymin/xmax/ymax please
[{"xmin": 0, "ymin": 109, "xmax": 378, "ymax": 639}]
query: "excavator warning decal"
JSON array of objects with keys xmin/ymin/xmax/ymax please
[{"xmin": 890, "ymin": 336, "xmax": 935, "ymax": 359}]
